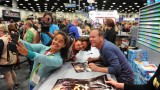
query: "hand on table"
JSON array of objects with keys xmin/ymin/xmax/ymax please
[{"xmin": 88, "ymin": 63, "xmax": 99, "ymax": 72}]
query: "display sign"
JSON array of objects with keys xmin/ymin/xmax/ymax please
[
  {"xmin": 2, "ymin": 10, "xmax": 21, "ymax": 21},
  {"xmin": 2, "ymin": 10, "xmax": 20, "ymax": 17},
  {"xmin": 64, "ymin": 3, "xmax": 76, "ymax": 8}
]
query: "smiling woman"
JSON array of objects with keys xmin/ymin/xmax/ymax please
[{"xmin": 15, "ymin": 31, "xmax": 70, "ymax": 90}]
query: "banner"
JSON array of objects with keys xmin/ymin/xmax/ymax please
[{"xmin": 2, "ymin": 10, "xmax": 21, "ymax": 21}]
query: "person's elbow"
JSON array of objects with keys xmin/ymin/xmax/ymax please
[{"xmin": 108, "ymin": 66, "xmax": 121, "ymax": 75}]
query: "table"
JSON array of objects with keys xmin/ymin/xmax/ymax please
[
  {"xmin": 33, "ymin": 62, "xmax": 116, "ymax": 90},
  {"xmin": 33, "ymin": 47, "xmax": 116, "ymax": 90}
]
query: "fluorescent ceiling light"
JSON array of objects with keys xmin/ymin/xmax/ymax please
[
  {"xmin": 134, "ymin": 3, "xmax": 138, "ymax": 5},
  {"xmin": 6, "ymin": 1, "xmax": 10, "ymax": 2}
]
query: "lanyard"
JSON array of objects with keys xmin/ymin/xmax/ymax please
[{"xmin": 30, "ymin": 50, "xmax": 52, "ymax": 80}]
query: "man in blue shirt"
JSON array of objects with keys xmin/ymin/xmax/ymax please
[
  {"xmin": 68, "ymin": 18, "xmax": 80, "ymax": 39},
  {"xmin": 88, "ymin": 28, "xmax": 134, "ymax": 84}
]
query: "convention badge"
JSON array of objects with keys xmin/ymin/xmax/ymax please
[{"xmin": 32, "ymin": 73, "xmax": 40, "ymax": 84}]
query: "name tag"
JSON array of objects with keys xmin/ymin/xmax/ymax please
[{"xmin": 32, "ymin": 73, "xmax": 40, "ymax": 84}]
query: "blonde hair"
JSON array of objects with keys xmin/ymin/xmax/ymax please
[{"xmin": 0, "ymin": 24, "xmax": 7, "ymax": 32}]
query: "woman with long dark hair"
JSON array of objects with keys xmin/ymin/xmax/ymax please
[{"xmin": 15, "ymin": 31, "xmax": 69, "ymax": 90}]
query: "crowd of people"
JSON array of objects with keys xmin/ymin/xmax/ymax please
[{"xmin": 1, "ymin": 12, "xmax": 159, "ymax": 90}]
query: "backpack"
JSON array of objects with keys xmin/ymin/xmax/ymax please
[
  {"xmin": 0, "ymin": 39, "xmax": 4, "ymax": 60},
  {"xmin": 60, "ymin": 24, "xmax": 70, "ymax": 34}
]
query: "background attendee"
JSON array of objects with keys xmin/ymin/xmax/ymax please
[
  {"xmin": 0, "ymin": 24, "xmax": 19, "ymax": 90},
  {"xmin": 40, "ymin": 12, "xmax": 59, "ymax": 46},
  {"xmin": 15, "ymin": 31, "xmax": 69, "ymax": 89},
  {"xmin": 129, "ymin": 22, "xmax": 139, "ymax": 47},
  {"xmin": 104, "ymin": 19, "xmax": 116, "ymax": 44},
  {"xmin": 106, "ymin": 64, "xmax": 160, "ymax": 90},
  {"xmin": 88, "ymin": 28, "xmax": 134, "ymax": 84},
  {"xmin": 23, "ymin": 20, "xmax": 37, "ymax": 43},
  {"xmin": 77, "ymin": 21, "xmax": 83, "ymax": 37},
  {"xmin": 68, "ymin": 18, "xmax": 80, "ymax": 39}
]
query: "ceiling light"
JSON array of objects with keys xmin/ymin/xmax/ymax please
[
  {"xmin": 132, "ymin": 8, "xmax": 134, "ymax": 10},
  {"xmin": 17, "ymin": 7, "xmax": 19, "ymax": 8},
  {"xmin": 28, "ymin": 3, "xmax": 31, "ymax": 5},
  {"xmin": 137, "ymin": 6, "xmax": 140, "ymax": 7},
  {"xmin": 45, "ymin": 6, "xmax": 47, "ymax": 7},
  {"xmin": 20, "ymin": 3, "xmax": 23, "ymax": 5},
  {"xmin": 46, "ymin": 0, "xmax": 49, "ymax": 1},
  {"xmin": 111, "ymin": 6, "xmax": 113, "ymax": 7},
  {"xmin": 103, "ymin": 4, "xmax": 105, "ymax": 6},
  {"xmin": 81, "ymin": 9, "xmax": 83, "ymax": 10},
  {"xmin": 26, "ymin": 9, "xmax": 28, "ymax": 10},
  {"xmin": 137, "ymin": 12, "xmax": 139, "ymax": 13},
  {"xmin": 69, "ymin": 10, "xmax": 71, "ymax": 11},
  {"xmin": 23, "ymin": 6, "xmax": 26, "ymax": 8},
  {"xmin": 113, "ymin": 3, "xmax": 116, "ymax": 4},
  {"xmin": 123, "ymin": 2, "xmax": 126, "ymax": 4},
  {"xmin": 61, "ymin": 6, "xmax": 63, "ymax": 7},
  {"xmin": 72, "ymin": 11, "xmax": 74, "ymax": 12},
  {"xmin": 36, "ymin": 3, "xmax": 39, "ymax": 5},
  {"xmin": 129, "ymin": 6, "xmax": 132, "ymax": 7},
  {"xmin": 73, "ymin": 1, "xmax": 76, "ymax": 3},
  {"xmin": 37, "ymin": 6, "xmax": 40, "ymax": 7},
  {"xmin": 25, "ymin": 0, "xmax": 28, "ymax": 1},
  {"xmin": 135, "ymin": 10, "xmax": 137, "ymax": 11},
  {"xmin": 6, "ymin": 1, "xmax": 10, "ymax": 2},
  {"xmin": 128, "ymin": 10, "xmax": 130, "ymax": 11},
  {"xmin": 109, "ymin": 8, "xmax": 111, "ymax": 9},
  {"xmin": 134, "ymin": 3, "xmax": 138, "ymax": 5},
  {"xmin": 102, "ymin": 7, "xmax": 104, "ymax": 8},
  {"xmin": 17, "ymin": 0, "xmax": 19, "ymax": 1},
  {"xmin": 122, "ymin": 10, "xmax": 124, "ymax": 11},
  {"xmin": 83, "ymin": 3, "xmax": 85, "ymax": 5},
  {"xmin": 120, "ymin": 11, "xmax": 122, "ymax": 12},
  {"xmin": 144, "ymin": 3, "xmax": 147, "ymax": 5},
  {"xmin": 77, "ymin": 5, "xmax": 79, "ymax": 6},
  {"xmin": 62, "ymin": 10, "xmax": 64, "ymax": 11},
  {"xmin": 34, "ymin": 0, "xmax": 38, "ymax": 1},
  {"xmin": 119, "ymin": 6, "xmax": 122, "ymax": 7},
  {"xmin": 95, "ymin": 2, "xmax": 97, "ymax": 4},
  {"xmin": 125, "ymin": 8, "xmax": 128, "ymax": 9},
  {"xmin": 44, "ymin": 3, "xmax": 47, "ymax": 5},
  {"xmin": 54, "ymin": 3, "xmax": 57, "ymax": 5},
  {"xmin": 117, "ymin": 8, "xmax": 119, "ymax": 9},
  {"xmin": 30, "ymin": 7, "xmax": 33, "ymax": 8},
  {"xmin": 103, "ymin": 1, "xmax": 106, "ymax": 3}
]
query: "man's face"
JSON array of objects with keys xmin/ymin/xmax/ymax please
[{"xmin": 89, "ymin": 30, "xmax": 103, "ymax": 49}]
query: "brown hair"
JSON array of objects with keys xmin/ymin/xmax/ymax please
[
  {"xmin": 79, "ymin": 36, "xmax": 91, "ymax": 51},
  {"xmin": 8, "ymin": 23, "xmax": 17, "ymax": 33},
  {"xmin": 105, "ymin": 19, "xmax": 115, "ymax": 28}
]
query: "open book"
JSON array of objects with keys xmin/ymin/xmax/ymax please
[{"xmin": 52, "ymin": 74, "xmax": 113, "ymax": 90}]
